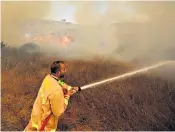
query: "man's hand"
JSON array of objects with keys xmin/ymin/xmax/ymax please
[
  {"xmin": 63, "ymin": 87, "xmax": 81, "ymax": 96},
  {"xmin": 72, "ymin": 87, "xmax": 81, "ymax": 92}
]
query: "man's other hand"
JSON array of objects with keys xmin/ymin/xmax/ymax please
[{"xmin": 72, "ymin": 87, "xmax": 81, "ymax": 92}]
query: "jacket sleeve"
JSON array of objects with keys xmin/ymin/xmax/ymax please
[
  {"xmin": 59, "ymin": 81, "xmax": 78, "ymax": 96},
  {"xmin": 64, "ymin": 83, "xmax": 78, "ymax": 96},
  {"xmin": 49, "ymin": 90, "xmax": 65, "ymax": 118}
]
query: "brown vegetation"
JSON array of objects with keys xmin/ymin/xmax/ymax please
[{"xmin": 1, "ymin": 46, "xmax": 175, "ymax": 131}]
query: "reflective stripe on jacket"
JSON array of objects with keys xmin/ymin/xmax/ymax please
[{"xmin": 58, "ymin": 80, "xmax": 77, "ymax": 108}]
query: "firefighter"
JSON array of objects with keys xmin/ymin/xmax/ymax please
[{"xmin": 24, "ymin": 61, "xmax": 81, "ymax": 131}]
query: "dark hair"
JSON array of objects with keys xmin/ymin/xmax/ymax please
[{"xmin": 50, "ymin": 61, "xmax": 64, "ymax": 74}]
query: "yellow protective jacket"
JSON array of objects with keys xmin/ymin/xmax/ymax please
[{"xmin": 24, "ymin": 74, "xmax": 65, "ymax": 131}]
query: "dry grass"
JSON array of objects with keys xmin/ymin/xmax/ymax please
[{"xmin": 1, "ymin": 46, "xmax": 175, "ymax": 131}]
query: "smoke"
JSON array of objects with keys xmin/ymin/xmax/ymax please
[
  {"xmin": 67, "ymin": 1, "xmax": 175, "ymax": 64},
  {"xmin": 2, "ymin": 1, "xmax": 175, "ymax": 65},
  {"xmin": 1, "ymin": 1, "xmax": 50, "ymax": 45},
  {"xmin": 120, "ymin": 1, "xmax": 175, "ymax": 63}
]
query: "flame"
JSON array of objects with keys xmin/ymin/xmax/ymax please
[
  {"xmin": 25, "ymin": 34, "xmax": 74, "ymax": 47},
  {"xmin": 60, "ymin": 35, "xmax": 73, "ymax": 46}
]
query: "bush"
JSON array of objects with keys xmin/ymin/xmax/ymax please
[
  {"xmin": 19, "ymin": 43, "xmax": 40, "ymax": 53},
  {"xmin": 1, "ymin": 42, "xmax": 6, "ymax": 48}
]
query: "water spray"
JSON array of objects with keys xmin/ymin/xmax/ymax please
[{"xmin": 81, "ymin": 61, "xmax": 175, "ymax": 90}]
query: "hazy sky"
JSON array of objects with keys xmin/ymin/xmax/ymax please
[
  {"xmin": 47, "ymin": 1, "xmax": 109, "ymax": 23},
  {"xmin": 48, "ymin": 2, "xmax": 76, "ymax": 22},
  {"xmin": 46, "ymin": 1, "xmax": 150, "ymax": 24}
]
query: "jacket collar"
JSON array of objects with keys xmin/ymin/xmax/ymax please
[{"xmin": 50, "ymin": 74, "xmax": 59, "ymax": 81}]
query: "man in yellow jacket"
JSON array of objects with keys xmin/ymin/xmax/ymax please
[{"xmin": 24, "ymin": 61, "xmax": 81, "ymax": 131}]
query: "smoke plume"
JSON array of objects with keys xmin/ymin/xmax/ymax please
[
  {"xmin": 70, "ymin": 1, "xmax": 175, "ymax": 64},
  {"xmin": 2, "ymin": 1, "xmax": 175, "ymax": 64}
]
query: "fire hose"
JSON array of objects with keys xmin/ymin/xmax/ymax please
[{"xmin": 39, "ymin": 114, "xmax": 52, "ymax": 131}]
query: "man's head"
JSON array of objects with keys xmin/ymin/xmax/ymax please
[{"xmin": 50, "ymin": 61, "xmax": 67, "ymax": 79}]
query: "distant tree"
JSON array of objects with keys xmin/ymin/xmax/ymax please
[
  {"xmin": 62, "ymin": 19, "xmax": 66, "ymax": 22},
  {"xmin": 1, "ymin": 42, "xmax": 6, "ymax": 48},
  {"xmin": 19, "ymin": 43, "xmax": 40, "ymax": 53}
]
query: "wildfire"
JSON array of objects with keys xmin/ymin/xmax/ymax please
[{"xmin": 26, "ymin": 33, "xmax": 74, "ymax": 47}]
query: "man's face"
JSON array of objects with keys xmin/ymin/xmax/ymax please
[{"xmin": 59, "ymin": 63, "xmax": 67, "ymax": 78}]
